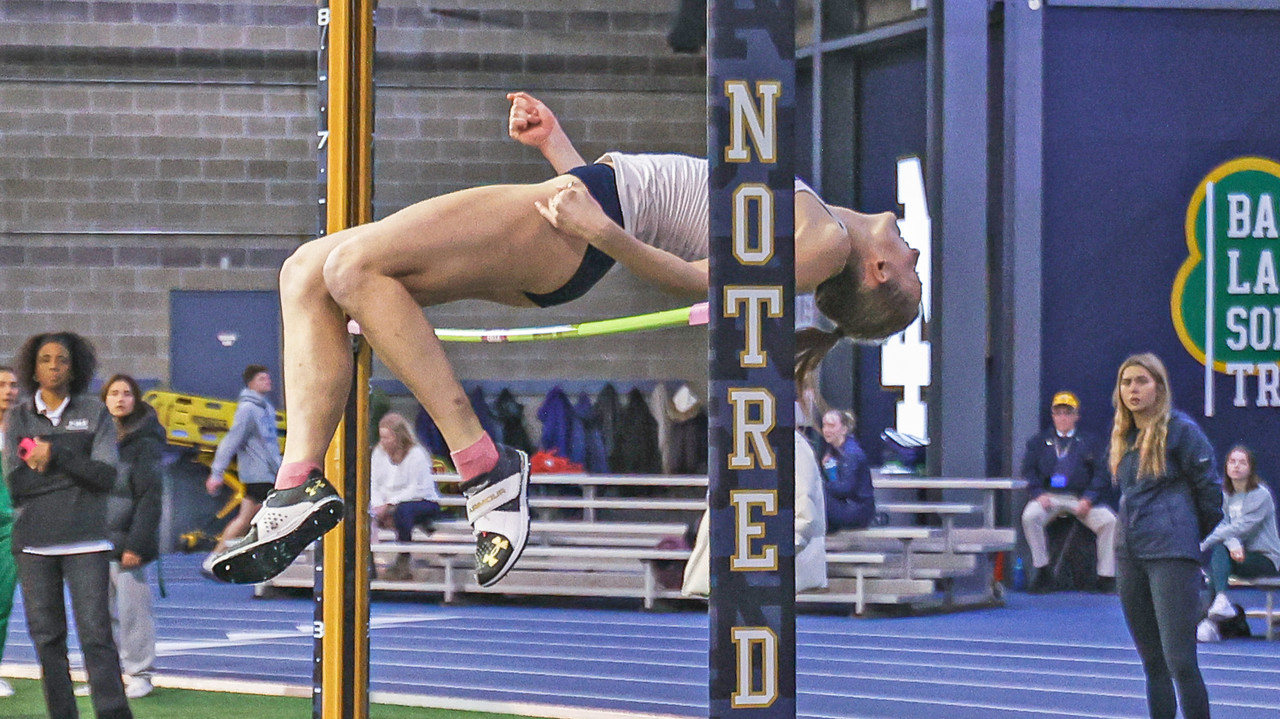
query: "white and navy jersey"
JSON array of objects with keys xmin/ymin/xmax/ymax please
[{"xmin": 600, "ymin": 152, "xmax": 840, "ymax": 262}]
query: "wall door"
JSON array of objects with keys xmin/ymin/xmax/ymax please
[{"xmin": 169, "ymin": 290, "xmax": 282, "ymax": 401}]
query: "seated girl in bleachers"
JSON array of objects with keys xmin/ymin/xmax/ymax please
[
  {"xmin": 1200, "ymin": 445, "xmax": 1280, "ymax": 623},
  {"xmin": 819, "ymin": 410, "xmax": 876, "ymax": 532}
]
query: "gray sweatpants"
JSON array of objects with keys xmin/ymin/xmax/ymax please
[
  {"xmin": 108, "ymin": 561, "xmax": 156, "ymax": 680},
  {"xmin": 1117, "ymin": 557, "xmax": 1210, "ymax": 719}
]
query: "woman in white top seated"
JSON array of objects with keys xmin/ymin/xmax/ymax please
[
  {"xmin": 1200, "ymin": 444, "xmax": 1280, "ymax": 623},
  {"xmin": 371, "ymin": 412, "xmax": 442, "ymax": 580}
]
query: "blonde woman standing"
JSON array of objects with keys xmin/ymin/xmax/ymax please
[{"xmin": 1109, "ymin": 353, "xmax": 1222, "ymax": 719}]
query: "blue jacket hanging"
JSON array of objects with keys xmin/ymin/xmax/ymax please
[
  {"xmin": 573, "ymin": 391, "xmax": 608, "ymax": 473},
  {"xmin": 413, "ymin": 407, "xmax": 450, "ymax": 459},
  {"xmin": 537, "ymin": 386, "xmax": 573, "ymax": 457}
]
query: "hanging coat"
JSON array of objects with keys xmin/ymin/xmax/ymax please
[
  {"xmin": 612, "ymin": 388, "xmax": 661, "ymax": 474},
  {"xmin": 667, "ymin": 384, "xmax": 708, "ymax": 475},
  {"xmin": 414, "ymin": 407, "xmax": 451, "ymax": 460},
  {"xmin": 594, "ymin": 383, "xmax": 621, "ymax": 471},
  {"xmin": 573, "ymin": 392, "xmax": 609, "ymax": 473},
  {"xmin": 647, "ymin": 383, "xmax": 674, "ymax": 474},
  {"xmin": 468, "ymin": 386, "xmax": 502, "ymax": 446},
  {"xmin": 493, "ymin": 388, "xmax": 534, "ymax": 455},
  {"xmin": 537, "ymin": 386, "xmax": 574, "ymax": 457}
]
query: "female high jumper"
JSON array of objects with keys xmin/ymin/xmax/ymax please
[{"xmin": 208, "ymin": 92, "xmax": 923, "ymax": 586}]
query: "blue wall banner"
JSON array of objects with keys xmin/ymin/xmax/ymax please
[
  {"xmin": 1043, "ymin": 7, "xmax": 1280, "ymax": 483},
  {"xmin": 708, "ymin": 1, "xmax": 796, "ymax": 717}
]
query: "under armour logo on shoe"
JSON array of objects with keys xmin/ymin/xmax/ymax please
[{"xmin": 480, "ymin": 536, "xmax": 510, "ymax": 567}]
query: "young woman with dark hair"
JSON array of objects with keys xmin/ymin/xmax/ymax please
[
  {"xmin": 100, "ymin": 373, "xmax": 165, "ymax": 699},
  {"xmin": 1109, "ymin": 352, "xmax": 1222, "ymax": 719},
  {"xmin": 209, "ymin": 92, "xmax": 923, "ymax": 588},
  {"xmin": 3, "ymin": 333, "xmax": 133, "ymax": 719},
  {"xmin": 1199, "ymin": 444, "xmax": 1280, "ymax": 627}
]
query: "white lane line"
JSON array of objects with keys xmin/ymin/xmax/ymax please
[
  {"xmin": 157, "ymin": 616, "xmax": 457, "ymax": 655},
  {"xmin": 800, "ymin": 629, "xmax": 1280, "ymax": 658},
  {"xmin": 367, "ymin": 677, "xmax": 704, "ymax": 712},
  {"xmin": 790, "ymin": 686, "xmax": 1278, "ymax": 719},
  {"xmin": 799, "ymin": 642, "xmax": 1280, "ymax": 675},
  {"xmin": 370, "ymin": 690, "xmax": 692, "ymax": 719},
  {"xmin": 0, "ymin": 666, "xmax": 693, "ymax": 719},
  {"xmin": 803, "ymin": 656, "xmax": 1280, "ymax": 691}
]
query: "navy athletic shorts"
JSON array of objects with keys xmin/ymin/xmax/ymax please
[{"xmin": 523, "ymin": 163, "xmax": 622, "ymax": 308}]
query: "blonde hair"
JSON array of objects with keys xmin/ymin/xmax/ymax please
[
  {"xmin": 1108, "ymin": 353, "xmax": 1172, "ymax": 480},
  {"xmin": 823, "ymin": 408, "xmax": 856, "ymax": 433},
  {"xmin": 377, "ymin": 412, "xmax": 418, "ymax": 456}
]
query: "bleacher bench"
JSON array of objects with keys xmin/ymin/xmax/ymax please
[
  {"xmin": 1229, "ymin": 575, "xmax": 1280, "ymax": 640},
  {"xmin": 261, "ymin": 473, "xmax": 1025, "ymax": 615}
]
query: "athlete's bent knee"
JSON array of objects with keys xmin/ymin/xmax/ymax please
[
  {"xmin": 321, "ymin": 239, "xmax": 379, "ymax": 310},
  {"xmin": 280, "ymin": 242, "xmax": 331, "ymax": 303}
]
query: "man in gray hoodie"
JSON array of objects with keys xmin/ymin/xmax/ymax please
[{"xmin": 202, "ymin": 365, "xmax": 282, "ymax": 575}]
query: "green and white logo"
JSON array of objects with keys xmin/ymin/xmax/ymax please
[{"xmin": 1172, "ymin": 157, "xmax": 1280, "ymax": 415}]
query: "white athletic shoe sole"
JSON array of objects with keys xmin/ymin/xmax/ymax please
[
  {"xmin": 211, "ymin": 473, "xmax": 344, "ymax": 584},
  {"xmin": 465, "ymin": 448, "xmax": 531, "ymax": 587}
]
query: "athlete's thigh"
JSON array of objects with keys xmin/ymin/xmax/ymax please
[{"xmin": 334, "ymin": 181, "xmax": 584, "ymax": 303}]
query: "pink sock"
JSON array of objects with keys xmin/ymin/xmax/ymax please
[
  {"xmin": 451, "ymin": 434, "xmax": 499, "ymax": 482},
  {"xmin": 276, "ymin": 461, "xmax": 321, "ymax": 490}
]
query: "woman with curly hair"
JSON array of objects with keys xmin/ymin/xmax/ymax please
[{"xmin": 2, "ymin": 332, "xmax": 133, "ymax": 719}]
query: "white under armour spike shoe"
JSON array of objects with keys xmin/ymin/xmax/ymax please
[
  {"xmin": 209, "ymin": 470, "xmax": 344, "ymax": 584},
  {"xmin": 460, "ymin": 445, "xmax": 531, "ymax": 587}
]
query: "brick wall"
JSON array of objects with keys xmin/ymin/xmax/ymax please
[{"xmin": 0, "ymin": 0, "xmax": 708, "ymax": 395}]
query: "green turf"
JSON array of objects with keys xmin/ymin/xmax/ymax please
[{"xmin": 1, "ymin": 678, "xmax": 527, "ymax": 718}]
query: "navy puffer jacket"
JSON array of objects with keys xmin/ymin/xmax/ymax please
[
  {"xmin": 1114, "ymin": 410, "xmax": 1223, "ymax": 561},
  {"xmin": 106, "ymin": 405, "xmax": 165, "ymax": 562}
]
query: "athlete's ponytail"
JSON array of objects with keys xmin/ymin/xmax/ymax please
[
  {"xmin": 795, "ymin": 326, "xmax": 843, "ymax": 391},
  {"xmin": 794, "ymin": 248, "xmax": 919, "ymax": 387}
]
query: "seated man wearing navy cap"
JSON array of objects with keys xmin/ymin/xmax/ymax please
[{"xmin": 1020, "ymin": 391, "xmax": 1116, "ymax": 593}]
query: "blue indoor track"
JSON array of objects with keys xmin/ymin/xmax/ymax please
[{"xmin": 3, "ymin": 553, "xmax": 1278, "ymax": 718}]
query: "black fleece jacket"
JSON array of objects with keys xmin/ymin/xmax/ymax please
[{"xmin": 1, "ymin": 394, "xmax": 118, "ymax": 552}]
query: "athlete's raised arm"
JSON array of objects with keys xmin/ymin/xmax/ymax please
[{"xmin": 507, "ymin": 91, "xmax": 586, "ymax": 175}]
